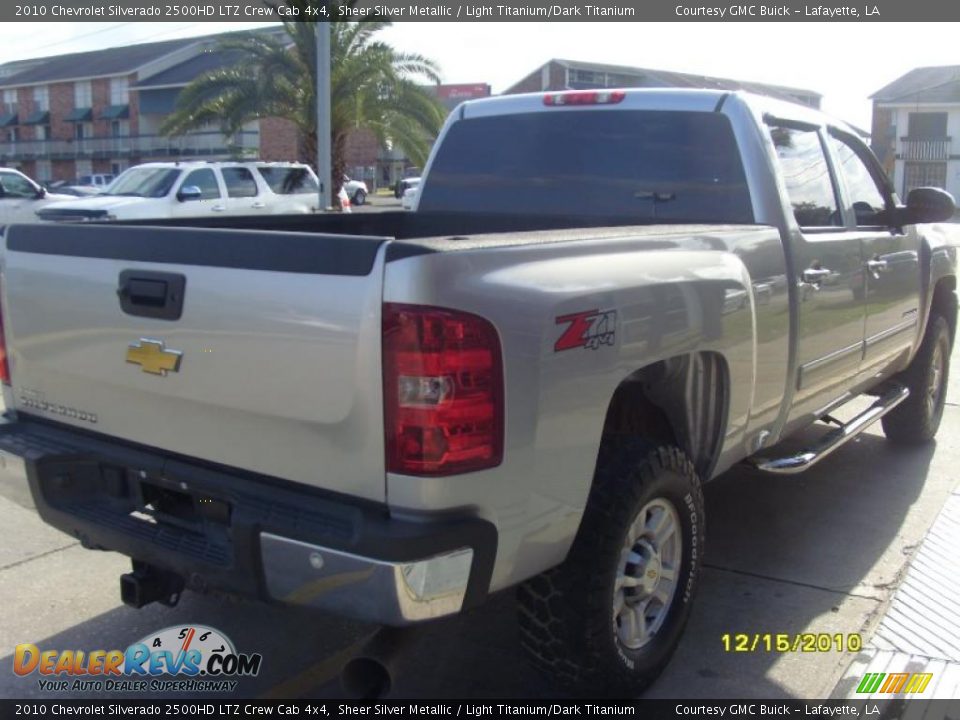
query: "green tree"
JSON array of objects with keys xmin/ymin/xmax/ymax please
[{"xmin": 160, "ymin": 1, "xmax": 446, "ymax": 202}]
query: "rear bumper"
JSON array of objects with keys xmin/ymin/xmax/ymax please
[{"xmin": 0, "ymin": 416, "xmax": 497, "ymax": 626}]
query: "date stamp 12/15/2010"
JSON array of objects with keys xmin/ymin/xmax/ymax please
[{"xmin": 721, "ymin": 633, "xmax": 863, "ymax": 653}]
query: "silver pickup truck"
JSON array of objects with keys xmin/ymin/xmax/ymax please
[{"xmin": 0, "ymin": 89, "xmax": 957, "ymax": 696}]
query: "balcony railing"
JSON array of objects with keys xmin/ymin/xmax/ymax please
[
  {"xmin": 0, "ymin": 131, "xmax": 259, "ymax": 162},
  {"xmin": 898, "ymin": 136, "xmax": 952, "ymax": 162}
]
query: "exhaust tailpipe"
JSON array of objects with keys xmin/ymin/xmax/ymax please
[
  {"xmin": 340, "ymin": 628, "xmax": 416, "ymax": 699},
  {"xmin": 120, "ymin": 561, "xmax": 184, "ymax": 609}
]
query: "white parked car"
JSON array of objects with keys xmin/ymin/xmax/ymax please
[
  {"xmin": 401, "ymin": 177, "xmax": 421, "ymax": 211},
  {"xmin": 0, "ymin": 168, "xmax": 75, "ymax": 226},
  {"xmin": 342, "ymin": 176, "xmax": 368, "ymax": 206},
  {"xmin": 37, "ymin": 162, "xmax": 321, "ymax": 222},
  {"xmin": 75, "ymin": 173, "xmax": 115, "ymax": 191}
]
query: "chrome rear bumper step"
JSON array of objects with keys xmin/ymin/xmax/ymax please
[{"xmin": 749, "ymin": 385, "xmax": 910, "ymax": 475}]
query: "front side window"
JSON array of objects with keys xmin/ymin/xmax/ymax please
[
  {"xmin": 827, "ymin": 133, "xmax": 888, "ymax": 227},
  {"xmin": 222, "ymin": 167, "xmax": 259, "ymax": 198},
  {"xmin": 0, "ymin": 171, "xmax": 38, "ymax": 198},
  {"xmin": 767, "ymin": 125, "xmax": 840, "ymax": 228},
  {"xmin": 182, "ymin": 168, "xmax": 221, "ymax": 199}
]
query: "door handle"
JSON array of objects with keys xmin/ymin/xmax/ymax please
[
  {"xmin": 211, "ymin": 205, "xmax": 226, "ymax": 212},
  {"xmin": 866, "ymin": 259, "xmax": 889, "ymax": 274},
  {"xmin": 801, "ymin": 267, "xmax": 831, "ymax": 284},
  {"xmin": 251, "ymin": 202, "xmax": 265, "ymax": 209}
]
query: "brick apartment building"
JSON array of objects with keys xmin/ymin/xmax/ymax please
[
  {"xmin": 503, "ymin": 59, "xmax": 821, "ymax": 108},
  {"xmin": 0, "ymin": 29, "xmax": 301, "ymax": 185}
]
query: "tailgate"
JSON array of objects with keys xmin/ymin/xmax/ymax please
[{"xmin": 1, "ymin": 223, "xmax": 389, "ymax": 502}]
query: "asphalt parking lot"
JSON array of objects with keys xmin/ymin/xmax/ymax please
[{"xmin": 1, "ymin": 329, "xmax": 958, "ymax": 701}]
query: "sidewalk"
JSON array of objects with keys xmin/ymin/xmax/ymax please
[{"xmin": 831, "ymin": 488, "xmax": 960, "ymax": 700}]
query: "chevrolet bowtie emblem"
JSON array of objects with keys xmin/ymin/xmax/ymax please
[{"xmin": 126, "ymin": 339, "xmax": 182, "ymax": 376}]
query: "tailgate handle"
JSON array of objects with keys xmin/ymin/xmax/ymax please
[{"xmin": 118, "ymin": 270, "xmax": 186, "ymax": 321}]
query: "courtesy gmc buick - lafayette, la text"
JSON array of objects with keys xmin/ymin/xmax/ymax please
[{"xmin": 0, "ymin": 89, "xmax": 956, "ymax": 696}]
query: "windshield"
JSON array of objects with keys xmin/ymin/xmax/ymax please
[
  {"xmin": 257, "ymin": 167, "xmax": 318, "ymax": 195},
  {"xmin": 106, "ymin": 167, "xmax": 182, "ymax": 198},
  {"xmin": 418, "ymin": 109, "xmax": 753, "ymax": 223}
]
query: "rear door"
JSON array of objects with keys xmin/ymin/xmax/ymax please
[
  {"xmin": 1, "ymin": 223, "xmax": 390, "ymax": 501},
  {"xmin": 824, "ymin": 129, "xmax": 921, "ymax": 375},
  {"xmin": 221, "ymin": 166, "xmax": 267, "ymax": 216},
  {"xmin": 765, "ymin": 122, "xmax": 867, "ymax": 421}
]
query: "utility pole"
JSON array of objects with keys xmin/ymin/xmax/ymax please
[{"xmin": 315, "ymin": 20, "xmax": 331, "ymax": 211}]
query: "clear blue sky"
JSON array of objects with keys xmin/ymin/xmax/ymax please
[{"xmin": 2, "ymin": 22, "xmax": 958, "ymax": 129}]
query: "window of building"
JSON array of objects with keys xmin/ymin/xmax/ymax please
[
  {"xmin": 907, "ymin": 112, "xmax": 948, "ymax": 139},
  {"xmin": 110, "ymin": 160, "xmax": 128, "ymax": 176},
  {"xmin": 904, "ymin": 162, "xmax": 947, "ymax": 195},
  {"xmin": 35, "ymin": 160, "xmax": 52, "ymax": 183},
  {"xmin": 6, "ymin": 128, "xmax": 18, "ymax": 143},
  {"xmin": 766, "ymin": 125, "xmax": 841, "ymax": 228},
  {"xmin": 74, "ymin": 123, "xmax": 93, "ymax": 140},
  {"xmin": 36, "ymin": 124, "xmax": 50, "ymax": 141},
  {"xmin": 182, "ymin": 168, "xmax": 221, "ymax": 199},
  {"xmin": 75, "ymin": 159, "xmax": 93, "ymax": 179},
  {"xmin": 111, "ymin": 120, "xmax": 129, "ymax": 138},
  {"xmin": 33, "ymin": 85, "xmax": 49, "ymax": 111},
  {"xmin": 110, "ymin": 77, "xmax": 129, "ymax": 105},
  {"xmin": 827, "ymin": 132, "xmax": 888, "ymax": 227},
  {"xmin": 74, "ymin": 80, "xmax": 92, "ymax": 109},
  {"xmin": 2, "ymin": 89, "xmax": 17, "ymax": 114},
  {"xmin": 222, "ymin": 167, "xmax": 259, "ymax": 198}
]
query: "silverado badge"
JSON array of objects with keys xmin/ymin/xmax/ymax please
[{"xmin": 126, "ymin": 339, "xmax": 182, "ymax": 376}]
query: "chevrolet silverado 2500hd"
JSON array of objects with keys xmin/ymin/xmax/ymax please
[{"xmin": 0, "ymin": 89, "xmax": 957, "ymax": 695}]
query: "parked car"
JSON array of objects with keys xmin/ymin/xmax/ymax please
[
  {"xmin": 76, "ymin": 173, "xmax": 115, "ymax": 190},
  {"xmin": 394, "ymin": 167, "xmax": 421, "ymax": 198},
  {"xmin": 342, "ymin": 176, "xmax": 368, "ymax": 206},
  {"xmin": 36, "ymin": 162, "xmax": 320, "ymax": 222},
  {"xmin": 0, "ymin": 168, "xmax": 75, "ymax": 226},
  {"xmin": 401, "ymin": 180, "xmax": 420, "ymax": 210},
  {"xmin": 1, "ymin": 89, "xmax": 957, "ymax": 697},
  {"xmin": 395, "ymin": 176, "xmax": 421, "ymax": 202},
  {"xmin": 43, "ymin": 180, "xmax": 101, "ymax": 197}
]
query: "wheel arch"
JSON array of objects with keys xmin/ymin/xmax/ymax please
[{"xmin": 599, "ymin": 351, "xmax": 730, "ymax": 481}]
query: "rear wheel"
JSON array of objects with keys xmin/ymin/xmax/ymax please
[
  {"xmin": 882, "ymin": 315, "xmax": 952, "ymax": 444},
  {"xmin": 353, "ymin": 189, "xmax": 366, "ymax": 206},
  {"xmin": 517, "ymin": 441, "xmax": 704, "ymax": 695}
]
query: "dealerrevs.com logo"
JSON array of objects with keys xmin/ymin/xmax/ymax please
[{"xmin": 14, "ymin": 625, "xmax": 262, "ymax": 693}]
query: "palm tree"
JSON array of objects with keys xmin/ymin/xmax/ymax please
[{"xmin": 160, "ymin": 1, "xmax": 446, "ymax": 202}]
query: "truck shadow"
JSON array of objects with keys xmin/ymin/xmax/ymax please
[{"xmin": 0, "ymin": 426, "xmax": 937, "ymax": 700}]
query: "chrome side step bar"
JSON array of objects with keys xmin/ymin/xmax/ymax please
[{"xmin": 749, "ymin": 385, "xmax": 910, "ymax": 475}]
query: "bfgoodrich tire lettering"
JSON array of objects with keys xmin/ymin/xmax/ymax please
[{"xmin": 517, "ymin": 440, "xmax": 705, "ymax": 695}]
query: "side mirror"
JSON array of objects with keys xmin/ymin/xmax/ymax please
[
  {"xmin": 177, "ymin": 185, "xmax": 203, "ymax": 202},
  {"xmin": 896, "ymin": 187, "xmax": 957, "ymax": 225},
  {"xmin": 35, "ymin": 186, "xmax": 46, "ymax": 199}
]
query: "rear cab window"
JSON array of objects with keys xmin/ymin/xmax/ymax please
[{"xmin": 417, "ymin": 109, "xmax": 754, "ymax": 223}]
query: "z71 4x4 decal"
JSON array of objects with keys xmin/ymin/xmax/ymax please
[{"xmin": 554, "ymin": 309, "xmax": 617, "ymax": 352}]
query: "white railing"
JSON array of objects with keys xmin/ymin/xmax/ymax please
[
  {"xmin": 899, "ymin": 137, "xmax": 952, "ymax": 162},
  {"xmin": 0, "ymin": 131, "xmax": 259, "ymax": 162}
]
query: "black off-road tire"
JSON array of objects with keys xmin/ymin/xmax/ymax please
[
  {"xmin": 517, "ymin": 440, "xmax": 705, "ymax": 696},
  {"xmin": 881, "ymin": 315, "xmax": 952, "ymax": 444}
]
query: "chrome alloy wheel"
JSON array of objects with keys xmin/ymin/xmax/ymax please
[
  {"xmin": 927, "ymin": 339, "xmax": 947, "ymax": 418},
  {"xmin": 613, "ymin": 498, "xmax": 683, "ymax": 650}
]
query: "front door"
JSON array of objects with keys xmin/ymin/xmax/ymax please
[
  {"xmin": 765, "ymin": 123, "xmax": 867, "ymax": 423},
  {"xmin": 825, "ymin": 130, "xmax": 921, "ymax": 377}
]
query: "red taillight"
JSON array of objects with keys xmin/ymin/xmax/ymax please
[
  {"xmin": 383, "ymin": 303, "xmax": 503, "ymax": 476},
  {"xmin": 0, "ymin": 289, "xmax": 9, "ymax": 385},
  {"xmin": 543, "ymin": 90, "xmax": 626, "ymax": 106}
]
